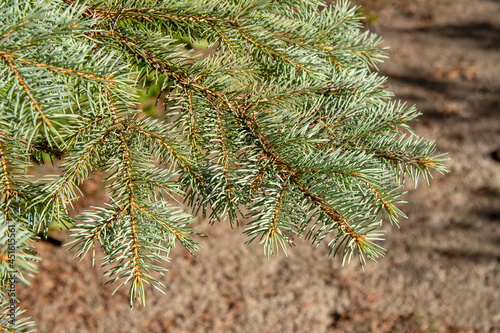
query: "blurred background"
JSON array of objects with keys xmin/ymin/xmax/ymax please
[{"xmin": 18, "ymin": 0, "xmax": 500, "ymax": 332}]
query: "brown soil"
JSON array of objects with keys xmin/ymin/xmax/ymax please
[{"xmin": 14, "ymin": 1, "xmax": 500, "ymax": 332}]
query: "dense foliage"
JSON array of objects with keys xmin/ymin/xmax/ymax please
[{"xmin": 0, "ymin": 0, "xmax": 446, "ymax": 330}]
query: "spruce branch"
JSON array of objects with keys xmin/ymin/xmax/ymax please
[
  {"xmin": 0, "ymin": 0, "xmax": 448, "ymax": 326},
  {"xmin": 0, "ymin": 53, "xmax": 52, "ymax": 127}
]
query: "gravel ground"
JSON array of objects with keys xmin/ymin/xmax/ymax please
[{"xmin": 13, "ymin": 1, "xmax": 500, "ymax": 332}]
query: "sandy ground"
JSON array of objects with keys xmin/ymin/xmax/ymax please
[{"xmin": 12, "ymin": 0, "xmax": 500, "ymax": 332}]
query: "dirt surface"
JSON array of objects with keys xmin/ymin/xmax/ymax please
[{"xmin": 13, "ymin": 1, "xmax": 500, "ymax": 332}]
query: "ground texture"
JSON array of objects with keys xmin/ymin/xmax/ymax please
[{"xmin": 15, "ymin": 1, "xmax": 500, "ymax": 332}]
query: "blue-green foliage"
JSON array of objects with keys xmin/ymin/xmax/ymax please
[{"xmin": 0, "ymin": 0, "xmax": 447, "ymax": 329}]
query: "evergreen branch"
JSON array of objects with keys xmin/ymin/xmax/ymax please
[
  {"xmin": 101, "ymin": 30, "xmax": 181, "ymax": 78},
  {"xmin": 116, "ymin": 132, "xmax": 144, "ymax": 303},
  {"xmin": 296, "ymin": 184, "xmax": 366, "ymax": 246},
  {"xmin": 0, "ymin": 51, "xmax": 115, "ymax": 85},
  {"xmin": 231, "ymin": 25, "xmax": 311, "ymax": 74},
  {"xmin": 99, "ymin": 7, "xmax": 243, "ymax": 25},
  {"xmin": 250, "ymin": 157, "xmax": 269, "ymax": 193},
  {"xmin": 0, "ymin": 302, "xmax": 37, "ymax": 332},
  {"xmin": 266, "ymin": 21, "xmax": 349, "ymax": 71},
  {"xmin": 117, "ymin": 133, "xmax": 135, "ymax": 207},
  {"xmin": 0, "ymin": 131, "xmax": 13, "ymax": 141},
  {"xmin": 63, "ymin": 0, "xmax": 93, "ymax": 14},
  {"xmin": 134, "ymin": 205, "xmax": 198, "ymax": 255},
  {"xmin": 354, "ymin": 139, "xmax": 441, "ymax": 171},
  {"xmin": 0, "ymin": 225, "xmax": 38, "ymax": 286},
  {"xmin": 65, "ymin": 115, "xmax": 109, "ymax": 143},
  {"xmin": 0, "ymin": 143, "xmax": 12, "ymax": 197},
  {"xmin": 4, "ymin": 41, "xmax": 38, "ymax": 54},
  {"xmin": 128, "ymin": 126, "xmax": 203, "ymax": 184},
  {"xmin": 48, "ymin": 128, "xmax": 112, "ymax": 201},
  {"xmin": 266, "ymin": 27, "xmax": 347, "ymax": 71},
  {"xmin": 89, "ymin": 206, "xmax": 128, "ymax": 244},
  {"xmin": 126, "ymin": 212, "xmax": 142, "ymax": 296},
  {"xmin": 0, "ymin": 53, "xmax": 51, "ymax": 126},
  {"xmin": 183, "ymin": 88, "xmax": 200, "ymax": 154},
  {"xmin": 222, "ymin": 100, "xmax": 288, "ymax": 171},
  {"xmin": 295, "ymin": 167, "xmax": 359, "ymax": 176},
  {"xmin": 260, "ymin": 176, "xmax": 292, "ymax": 257},
  {"xmin": 216, "ymin": 116, "xmax": 232, "ymax": 201},
  {"xmin": 314, "ymin": 16, "xmax": 348, "ymax": 43},
  {"xmin": 226, "ymin": 101, "xmax": 369, "ymax": 251},
  {"xmin": 65, "ymin": 1, "xmax": 243, "ymax": 25},
  {"xmin": 236, "ymin": 83, "xmax": 354, "ymax": 108},
  {"xmin": 103, "ymin": 29, "xmax": 237, "ymax": 108},
  {"xmin": 364, "ymin": 181, "xmax": 393, "ymax": 214},
  {"xmin": 325, "ymin": 54, "xmax": 345, "ymax": 71},
  {"xmin": 0, "ymin": 325, "xmax": 15, "ymax": 333},
  {"xmin": 374, "ymin": 149, "xmax": 434, "ymax": 168},
  {"xmin": 204, "ymin": 92, "xmax": 232, "ymax": 202},
  {"xmin": 270, "ymin": 177, "xmax": 289, "ymax": 233},
  {"xmin": 0, "ymin": 19, "xmax": 29, "ymax": 40},
  {"xmin": 207, "ymin": 22, "xmax": 241, "ymax": 56},
  {"xmin": 352, "ymin": 174, "xmax": 404, "ymax": 225},
  {"xmin": 315, "ymin": 117, "xmax": 337, "ymax": 139},
  {"xmin": 0, "ymin": 0, "xmax": 449, "ymax": 317},
  {"xmin": 100, "ymin": 27, "xmax": 305, "ymax": 123}
]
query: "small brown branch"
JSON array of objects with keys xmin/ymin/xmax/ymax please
[
  {"xmin": 117, "ymin": 133, "xmax": 135, "ymax": 206},
  {"xmin": 233, "ymin": 26, "xmax": 310, "ymax": 74},
  {"xmin": 129, "ymin": 214, "xmax": 142, "ymax": 282},
  {"xmin": 1, "ymin": 20, "xmax": 30, "ymax": 39},
  {"xmin": 0, "ymin": 53, "xmax": 51, "ymax": 126},
  {"xmin": 136, "ymin": 205, "xmax": 184, "ymax": 241},
  {"xmin": 354, "ymin": 176, "xmax": 393, "ymax": 213},
  {"xmin": 129, "ymin": 127, "xmax": 203, "ymax": 184},
  {"xmin": 315, "ymin": 117, "xmax": 336, "ymax": 139},
  {"xmin": 65, "ymin": 115, "xmax": 109, "ymax": 143},
  {"xmin": 314, "ymin": 17, "xmax": 347, "ymax": 44},
  {"xmin": 184, "ymin": 88, "xmax": 199, "ymax": 153},
  {"xmin": 354, "ymin": 144, "xmax": 434, "ymax": 169},
  {"xmin": 116, "ymin": 133, "xmax": 142, "ymax": 282},
  {"xmin": 103, "ymin": 6, "xmax": 242, "ymax": 24},
  {"xmin": 204, "ymin": 92, "xmax": 233, "ymax": 202},
  {"xmin": 0, "ymin": 142, "xmax": 12, "ymax": 196},
  {"xmin": 207, "ymin": 22, "xmax": 241, "ymax": 56},
  {"xmin": 270, "ymin": 176, "xmax": 290, "ymax": 230},
  {"xmin": 49, "ymin": 127, "xmax": 113, "ymax": 203},
  {"xmin": 62, "ymin": 0, "xmax": 243, "ymax": 24},
  {"xmin": 296, "ymin": 184, "xmax": 365, "ymax": 245},
  {"xmin": 0, "ymin": 51, "xmax": 115, "ymax": 84},
  {"xmin": 89, "ymin": 205, "xmax": 128, "ymax": 242}
]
